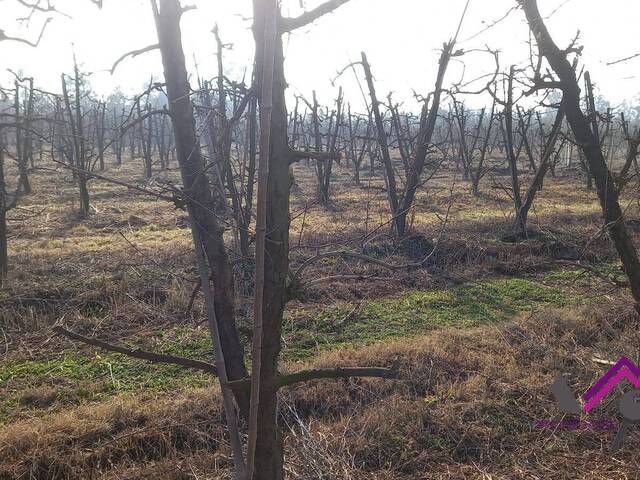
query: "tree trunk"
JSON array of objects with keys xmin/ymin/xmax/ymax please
[
  {"xmin": 61, "ymin": 64, "xmax": 91, "ymax": 218},
  {"xmin": 396, "ymin": 44, "xmax": 453, "ymax": 237},
  {"xmin": 321, "ymin": 87, "xmax": 343, "ymax": 204},
  {"xmin": 0, "ymin": 143, "xmax": 8, "ymax": 282},
  {"xmin": 248, "ymin": 0, "xmax": 287, "ymax": 477},
  {"xmin": 14, "ymin": 82, "xmax": 31, "ymax": 195},
  {"xmin": 519, "ymin": 0, "xmax": 640, "ymax": 311},
  {"xmin": 97, "ymin": 102, "xmax": 106, "ymax": 171},
  {"xmin": 78, "ymin": 173, "xmax": 91, "ymax": 217},
  {"xmin": 152, "ymin": 0, "xmax": 249, "ymax": 412},
  {"xmin": 515, "ymin": 103, "xmax": 565, "ymax": 234},
  {"xmin": 361, "ymin": 52, "xmax": 400, "ymax": 232},
  {"xmin": 501, "ymin": 66, "xmax": 524, "ymax": 232}
]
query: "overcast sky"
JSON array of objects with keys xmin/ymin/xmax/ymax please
[{"xmin": 1, "ymin": 0, "xmax": 639, "ymax": 110}]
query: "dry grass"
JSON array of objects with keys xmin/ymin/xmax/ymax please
[
  {"xmin": 1, "ymin": 303, "xmax": 638, "ymax": 479},
  {"xmin": 2, "ymin": 154, "xmax": 640, "ymax": 478},
  {"xmin": 282, "ymin": 303, "xmax": 640, "ymax": 479}
]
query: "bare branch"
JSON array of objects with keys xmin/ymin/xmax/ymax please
[
  {"xmin": 607, "ymin": 52, "xmax": 640, "ymax": 66},
  {"xmin": 280, "ymin": 0, "xmax": 352, "ymax": 32},
  {"xmin": 460, "ymin": 6, "xmax": 518, "ymax": 43},
  {"xmin": 53, "ymin": 326, "xmax": 218, "ymax": 375},
  {"xmin": 0, "ymin": 17, "xmax": 51, "ymax": 46},
  {"xmin": 224, "ymin": 366, "xmax": 399, "ymax": 391},
  {"xmin": 48, "ymin": 157, "xmax": 183, "ymax": 206},
  {"xmin": 110, "ymin": 44, "xmax": 160, "ymax": 74},
  {"xmin": 14, "ymin": 0, "xmax": 72, "ymax": 19}
]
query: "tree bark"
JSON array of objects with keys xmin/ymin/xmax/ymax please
[
  {"xmin": 361, "ymin": 52, "xmax": 400, "ymax": 232},
  {"xmin": 248, "ymin": 0, "xmax": 287, "ymax": 477}
]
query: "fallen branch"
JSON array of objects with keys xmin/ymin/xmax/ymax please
[
  {"xmin": 225, "ymin": 366, "xmax": 399, "ymax": 391},
  {"xmin": 277, "ymin": 366, "xmax": 399, "ymax": 388},
  {"xmin": 53, "ymin": 326, "xmax": 217, "ymax": 375},
  {"xmin": 305, "ymin": 274, "xmax": 391, "ymax": 287}
]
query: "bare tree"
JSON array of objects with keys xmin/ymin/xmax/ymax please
[
  {"xmin": 150, "ymin": 0, "xmax": 250, "ymax": 454},
  {"xmin": 452, "ymin": 98, "xmax": 497, "ymax": 195},
  {"xmin": 360, "ymin": 43, "xmax": 454, "ymax": 237},
  {"xmin": 0, "ymin": 132, "xmax": 14, "ymax": 281},
  {"xmin": 617, "ymin": 112, "xmax": 640, "ymax": 189},
  {"xmin": 248, "ymin": 1, "xmax": 396, "ymax": 478},
  {"xmin": 60, "ymin": 57, "xmax": 91, "ymax": 216},
  {"xmin": 518, "ymin": 0, "xmax": 640, "ymax": 311}
]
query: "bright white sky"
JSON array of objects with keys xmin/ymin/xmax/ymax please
[{"xmin": 1, "ymin": 0, "xmax": 638, "ymax": 111}]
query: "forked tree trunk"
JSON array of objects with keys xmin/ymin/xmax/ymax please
[
  {"xmin": 396, "ymin": 43, "xmax": 453, "ymax": 237},
  {"xmin": 618, "ymin": 113, "xmax": 640, "ymax": 189},
  {"xmin": 322, "ymin": 87, "xmax": 343, "ymax": 204},
  {"xmin": 515, "ymin": 104, "xmax": 565, "ymax": 234},
  {"xmin": 112, "ymin": 107, "xmax": 124, "ymax": 166},
  {"xmin": 501, "ymin": 66, "xmax": 524, "ymax": 232},
  {"xmin": 72, "ymin": 60, "xmax": 90, "ymax": 217},
  {"xmin": 361, "ymin": 52, "xmax": 400, "ymax": 232},
  {"xmin": 138, "ymin": 102, "xmax": 153, "ymax": 179},
  {"xmin": 248, "ymin": 0, "xmax": 287, "ymax": 477},
  {"xmin": 354, "ymin": 113, "xmax": 373, "ymax": 186},
  {"xmin": 472, "ymin": 101, "xmax": 497, "ymax": 196},
  {"xmin": 61, "ymin": 66, "xmax": 91, "ymax": 217},
  {"xmin": 151, "ymin": 0, "xmax": 249, "ymax": 413},
  {"xmin": 519, "ymin": 0, "xmax": 640, "ymax": 311}
]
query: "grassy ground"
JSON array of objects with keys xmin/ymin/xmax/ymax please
[{"xmin": 1, "ymin": 156, "xmax": 639, "ymax": 478}]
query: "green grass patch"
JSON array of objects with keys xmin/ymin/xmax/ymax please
[
  {"xmin": 282, "ymin": 278, "xmax": 570, "ymax": 361},
  {"xmin": 544, "ymin": 262, "xmax": 625, "ymax": 284},
  {"xmin": 0, "ymin": 277, "xmax": 573, "ymax": 422},
  {"xmin": 0, "ymin": 345, "xmax": 211, "ymax": 424}
]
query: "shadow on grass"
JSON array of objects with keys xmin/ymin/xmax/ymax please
[{"xmin": 0, "ymin": 277, "xmax": 572, "ymax": 422}]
